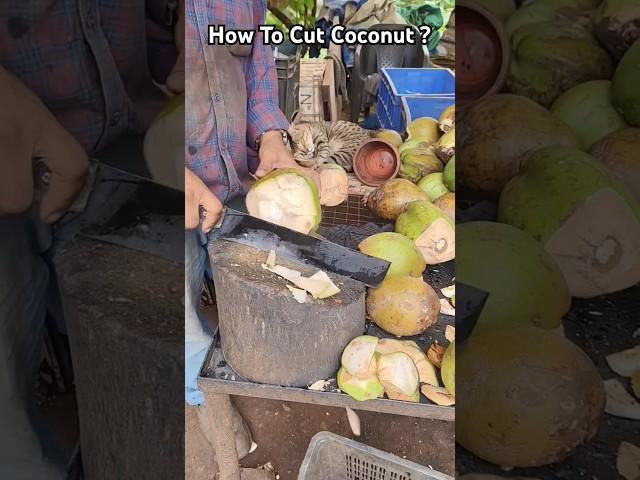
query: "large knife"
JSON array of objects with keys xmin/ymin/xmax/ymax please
[{"xmin": 211, "ymin": 196, "xmax": 391, "ymax": 287}]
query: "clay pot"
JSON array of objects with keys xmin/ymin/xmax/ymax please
[{"xmin": 352, "ymin": 138, "xmax": 401, "ymax": 187}]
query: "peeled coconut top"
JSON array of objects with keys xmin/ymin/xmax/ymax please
[
  {"xmin": 246, "ymin": 168, "xmax": 321, "ymax": 234},
  {"xmin": 457, "ymin": 325, "xmax": 605, "ymax": 468},
  {"xmin": 499, "ymin": 146, "xmax": 640, "ymax": 297},
  {"xmin": 457, "ymin": 221, "xmax": 570, "ymax": 330}
]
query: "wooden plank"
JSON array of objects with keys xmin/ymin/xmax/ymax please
[{"xmin": 322, "ymin": 59, "xmax": 339, "ymax": 121}]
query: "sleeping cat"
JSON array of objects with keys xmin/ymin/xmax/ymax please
[{"xmin": 288, "ymin": 121, "xmax": 377, "ymax": 172}]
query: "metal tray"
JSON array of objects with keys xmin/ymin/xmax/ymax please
[{"xmin": 197, "ymin": 260, "xmax": 455, "ymax": 421}]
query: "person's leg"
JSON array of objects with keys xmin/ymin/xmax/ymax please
[
  {"xmin": 0, "ymin": 215, "xmax": 66, "ymax": 479},
  {"xmin": 184, "ymin": 229, "xmax": 215, "ymax": 406}
]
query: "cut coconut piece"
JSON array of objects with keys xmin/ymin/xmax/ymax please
[
  {"xmin": 375, "ymin": 338, "xmax": 439, "ymax": 386},
  {"xmin": 440, "ymin": 285, "xmax": 455, "ymax": 298},
  {"xmin": 617, "ymin": 442, "xmax": 640, "ymax": 480},
  {"xmin": 308, "ymin": 271, "xmax": 341, "ymax": 298},
  {"xmin": 440, "ymin": 298, "xmax": 455, "ymax": 316},
  {"xmin": 414, "ymin": 217, "xmax": 456, "ymax": 264},
  {"xmin": 262, "ymin": 264, "xmax": 302, "ymax": 282},
  {"xmin": 544, "ymin": 188, "xmax": 640, "ymax": 298},
  {"xmin": 377, "ymin": 352, "xmax": 420, "ymax": 402},
  {"xmin": 427, "ymin": 343, "xmax": 446, "ymax": 368},
  {"xmin": 633, "ymin": 371, "xmax": 640, "ymax": 399},
  {"xmin": 421, "ymin": 384, "xmax": 455, "ymax": 406},
  {"xmin": 286, "ymin": 285, "xmax": 307, "ymax": 303},
  {"xmin": 606, "ymin": 346, "xmax": 640, "ymax": 377},
  {"xmin": 345, "ymin": 407, "xmax": 361, "ymax": 436},
  {"xmin": 341, "ymin": 336, "xmax": 379, "ymax": 378},
  {"xmin": 604, "ymin": 378, "xmax": 640, "ymax": 420},
  {"xmin": 308, "ymin": 379, "xmax": 330, "ymax": 391},
  {"xmin": 445, "ymin": 325, "xmax": 455, "ymax": 343},
  {"xmin": 246, "ymin": 168, "xmax": 321, "ymax": 234},
  {"xmin": 337, "ymin": 367, "xmax": 384, "ymax": 401},
  {"xmin": 266, "ymin": 250, "xmax": 276, "ymax": 268},
  {"xmin": 318, "ymin": 164, "xmax": 348, "ymax": 206}
]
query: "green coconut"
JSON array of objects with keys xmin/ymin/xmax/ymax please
[
  {"xmin": 398, "ymin": 152, "xmax": 443, "ymax": 183},
  {"xmin": 398, "ymin": 139, "xmax": 424, "ymax": 156},
  {"xmin": 143, "ymin": 94, "xmax": 185, "ymax": 192},
  {"xmin": 376, "ymin": 129, "xmax": 403, "ymax": 148},
  {"xmin": 246, "ymin": 168, "xmax": 321, "ymax": 234},
  {"xmin": 433, "ymin": 192, "xmax": 455, "ymax": 222},
  {"xmin": 551, "ymin": 80, "xmax": 629, "ymax": 149},
  {"xmin": 457, "ymin": 326, "xmax": 605, "ymax": 468},
  {"xmin": 473, "ymin": 0, "xmax": 516, "ymax": 22},
  {"xmin": 364, "ymin": 179, "xmax": 429, "ymax": 221},
  {"xmin": 612, "ymin": 39, "xmax": 640, "ymax": 126},
  {"xmin": 498, "ymin": 146, "xmax": 640, "ymax": 297},
  {"xmin": 395, "ymin": 200, "xmax": 455, "ymax": 264},
  {"xmin": 457, "ymin": 221, "xmax": 571, "ymax": 330},
  {"xmin": 358, "ymin": 232, "xmax": 426, "ymax": 279},
  {"xmin": 337, "ymin": 366, "xmax": 384, "ymax": 401},
  {"xmin": 505, "ymin": 0, "xmax": 599, "ymax": 37},
  {"xmin": 458, "ymin": 94, "xmax": 579, "ymax": 196},
  {"xmin": 400, "ymin": 141, "xmax": 436, "ymax": 161},
  {"xmin": 417, "ymin": 173, "xmax": 449, "ymax": 201},
  {"xmin": 435, "ymin": 128, "xmax": 455, "ymax": 164},
  {"xmin": 443, "ymin": 156, "xmax": 455, "ymax": 192},
  {"xmin": 593, "ymin": 0, "xmax": 640, "ymax": 59},
  {"xmin": 440, "ymin": 341, "xmax": 455, "ymax": 396},
  {"xmin": 438, "ymin": 105, "xmax": 456, "ymax": 132},
  {"xmin": 507, "ymin": 21, "xmax": 615, "ymax": 107},
  {"xmin": 590, "ymin": 127, "xmax": 640, "ymax": 202},
  {"xmin": 366, "ymin": 276, "xmax": 440, "ymax": 337},
  {"xmin": 406, "ymin": 117, "xmax": 439, "ymax": 143}
]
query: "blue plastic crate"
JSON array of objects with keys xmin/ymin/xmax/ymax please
[
  {"xmin": 376, "ymin": 68, "xmax": 455, "ymax": 132},
  {"xmin": 401, "ymin": 96, "xmax": 454, "ymax": 132}
]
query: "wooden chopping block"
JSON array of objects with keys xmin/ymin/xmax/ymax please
[{"xmin": 208, "ymin": 240, "xmax": 366, "ymax": 387}]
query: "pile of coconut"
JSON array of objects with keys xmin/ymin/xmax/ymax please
[{"xmin": 337, "ymin": 331, "xmax": 455, "ymax": 406}]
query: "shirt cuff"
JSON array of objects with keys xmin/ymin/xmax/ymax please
[{"xmin": 246, "ymin": 101, "xmax": 289, "ymax": 149}]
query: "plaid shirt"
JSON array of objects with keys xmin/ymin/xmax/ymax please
[
  {"xmin": 0, "ymin": 0, "xmax": 177, "ymax": 154},
  {"xmin": 185, "ymin": 0, "xmax": 289, "ymax": 201}
]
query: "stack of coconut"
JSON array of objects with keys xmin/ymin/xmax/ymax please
[{"xmin": 454, "ymin": 0, "xmax": 640, "ymax": 475}]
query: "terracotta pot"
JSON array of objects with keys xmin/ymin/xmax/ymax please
[
  {"xmin": 352, "ymin": 138, "xmax": 401, "ymax": 187},
  {"xmin": 456, "ymin": 1, "xmax": 511, "ymax": 106}
]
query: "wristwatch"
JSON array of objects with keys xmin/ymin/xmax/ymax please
[{"xmin": 255, "ymin": 129, "xmax": 291, "ymax": 151}]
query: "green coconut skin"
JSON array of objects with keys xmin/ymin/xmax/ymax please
[
  {"xmin": 417, "ymin": 173, "xmax": 449, "ymax": 201},
  {"xmin": 505, "ymin": 0, "xmax": 600, "ymax": 37},
  {"xmin": 612, "ymin": 39, "xmax": 640, "ymax": 126},
  {"xmin": 358, "ymin": 232, "xmax": 426, "ymax": 279},
  {"xmin": 247, "ymin": 167, "xmax": 322, "ymax": 232},
  {"xmin": 443, "ymin": 156, "xmax": 455, "ymax": 192},
  {"xmin": 472, "ymin": 0, "xmax": 516, "ymax": 22},
  {"xmin": 507, "ymin": 21, "xmax": 614, "ymax": 107},
  {"xmin": 551, "ymin": 80, "xmax": 628, "ymax": 149},
  {"xmin": 337, "ymin": 367, "xmax": 384, "ymax": 401},
  {"xmin": 593, "ymin": 0, "xmax": 640, "ymax": 59},
  {"xmin": 395, "ymin": 201, "xmax": 454, "ymax": 242},
  {"xmin": 457, "ymin": 222, "xmax": 570, "ymax": 330},
  {"xmin": 498, "ymin": 146, "xmax": 640, "ymax": 243},
  {"xmin": 440, "ymin": 341, "xmax": 455, "ymax": 396},
  {"xmin": 398, "ymin": 152, "xmax": 443, "ymax": 184}
]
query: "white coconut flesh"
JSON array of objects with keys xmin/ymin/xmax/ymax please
[
  {"xmin": 261, "ymin": 264, "xmax": 340, "ymax": 299},
  {"xmin": 319, "ymin": 165, "xmax": 348, "ymax": 207},
  {"xmin": 544, "ymin": 188, "xmax": 640, "ymax": 297},
  {"xmin": 421, "ymin": 384, "xmax": 455, "ymax": 406},
  {"xmin": 606, "ymin": 346, "xmax": 640, "ymax": 377},
  {"xmin": 341, "ymin": 336, "xmax": 379, "ymax": 378},
  {"xmin": 617, "ymin": 441, "xmax": 640, "ymax": 480},
  {"xmin": 377, "ymin": 352, "xmax": 420, "ymax": 401},
  {"xmin": 415, "ymin": 218, "xmax": 455, "ymax": 264},
  {"xmin": 375, "ymin": 339, "xmax": 439, "ymax": 386},
  {"xmin": 604, "ymin": 378, "xmax": 640, "ymax": 420},
  {"xmin": 246, "ymin": 173, "xmax": 318, "ymax": 234}
]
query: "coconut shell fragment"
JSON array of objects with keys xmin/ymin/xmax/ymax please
[
  {"xmin": 617, "ymin": 441, "xmax": 640, "ymax": 480},
  {"xmin": 427, "ymin": 343, "xmax": 446, "ymax": 369},
  {"xmin": 606, "ymin": 346, "xmax": 640, "ymax": 377},
  {"xmin": 604, "ymin": 378, "xmax": 640, "ymax": 420},
  {"xmin": 421, "ymin": 384, "xmax": 455, "ymax": 406}
]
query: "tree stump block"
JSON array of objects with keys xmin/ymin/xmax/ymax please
[
  {"xmin": 208, "ymin": 241, "xmax": 366, "ymax": 387},
  {"xmin": 56, "ymin": 238, "xmax": 183, "ymax": 480}
]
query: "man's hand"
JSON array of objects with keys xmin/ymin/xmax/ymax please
[
  {"xmin": 256, "ymin": 130, "xmax": 321, "ymax": 192},
  {"xmin": 166, "ymin": 0, "xmax": 185, "ymax": 94},
  {"xmin": 0, "ymin": 67, "xmax": 89, "ymax": 223},
  {"xmin": 185, "ymin": 167, "xmax": 223, "ymax": 232}
]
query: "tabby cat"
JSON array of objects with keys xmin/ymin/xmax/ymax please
[{"xmin": 288, "ymin": 121, "xmax": 377, "ymax": 172}]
